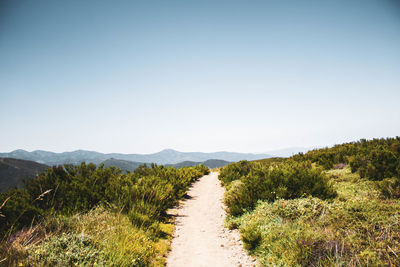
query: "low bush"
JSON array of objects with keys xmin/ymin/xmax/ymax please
[
  {"xmin": 0, "ymin": 188, "xmax": 42, "ymax": 235},
  {"xmin": 218, "ymin": 160, "xmax": 252, "ymax": 186},
  {"xmin": 377, "ymin": 177, "xmax": 400, "ymax": 199},
  {"xmin": 348, "ymin": 148, "xmax": 399, "ymax": 180},
  {"xmin": 223, "ymin": 160, "xmax": 336, "ymax": 216}
]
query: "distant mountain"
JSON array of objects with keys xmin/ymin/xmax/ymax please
[
  {"xmin": 0, "ymin": 149, "xmax": 271, "ymax": 166},
  {"xmin": 0, "ymin": 158, "xmax": 49, "ymax": 192}
]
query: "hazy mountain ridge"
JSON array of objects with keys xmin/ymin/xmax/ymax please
[{"xmin": 0, "ymin": 149, "xmax": 271, "ymax": 165}]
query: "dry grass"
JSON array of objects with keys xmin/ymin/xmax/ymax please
[{"xmin": 0, "ymin": 206, "xmax": 177, "ymax": 266}]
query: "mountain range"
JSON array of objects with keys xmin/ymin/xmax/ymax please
[{"xmin": 0, "ymin": 149, "xmax": 271, "ymax": 166}]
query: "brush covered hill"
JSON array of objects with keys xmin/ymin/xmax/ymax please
[
  {"xmin": 101, "ymin": 158, "xmax": 144, "ymax": 172},
  {"xmin": 219, "ymin": 137, "xmax": 400, "ymax": 266},
  {"xmin": 0, "ymin": 162, "xmax": 209, "ymax": 266},
  {"xmin": 0, "ymin": 158, "xmax": 48, "ymax": 192}
]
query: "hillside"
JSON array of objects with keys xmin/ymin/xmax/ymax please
[
  {"xmin": 0, "ymin": 149, "xmax": 271, "ymax": 165},
  {"xmin": 101, "ymin": 158, "xmax": 143, "ymax": 172},
  {"xmin": 219, "ymin": 137, "xmax": 400, "ymax": 266},
  {"xmin": 0, "ymin": 158, "xmax": 48, "ymax": 192},
  {"xmin": 0, "ymin": 163, "xmax": 209, "ymax": 266}
]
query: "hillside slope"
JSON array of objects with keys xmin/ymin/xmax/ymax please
[
  {"xmin": 0, "ymin": 157, "xmax": 48, "ymax": 192},
  {"xmin": 219, "ymin": 137, "xmax": 400, "ymax": 266},
  {"xmin": 101, "ymin": 158, "xmax": 143, "ymax": 172}
]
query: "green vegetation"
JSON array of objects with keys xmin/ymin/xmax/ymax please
[
  {"xmin": 0, "ymin": 162, "xmax": 209, "ymax": 266},
  {"xmin": 221, "ymin": 137, "xmax": 400, "ymax": 266},
  {"xmin": 222, "ymin": 160, "xmax": 336, "ymax": 216},
  {"xmin": 292, "ymin": 137, "xmax": 400, "ymax": 180}
]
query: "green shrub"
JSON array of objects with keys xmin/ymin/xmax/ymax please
[
  {"xmin": 364, "ymin": 148, "xmax": 399, "ymax": 180},
  {"xmin": 224, "ymin": 180, "xmax": 253, "ymax": 216},
  {"xmin": 293, "ymin": 137, "xmax": 400, "ymax": 180},
  {"xmin": 240, "ymin": 219, "xmax": 262, "ymax": 250},
  {"xmin": 223, "ymin": 161, "xmax": 337, "ymax": 216},
  {"xmin": 219, "ymin": 160, "xmax": 252, "ymax": 186},
  {"xmin": 377, "ymin": 177, "xmax": 400, "ymax": 199},
  {"xmin": 24, "ymin": 163, "xmax": 122, "ymax": 214},
  {"xmin": 0, "ymin": 188, "xmax": 42, "ymax": 235}
]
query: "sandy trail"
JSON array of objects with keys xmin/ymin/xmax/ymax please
[{"xmin": 166, "ymin": 172, "xmax": 256, "ymax": 267}]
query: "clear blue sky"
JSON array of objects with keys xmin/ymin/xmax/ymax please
[{"xmin": 1, "ymin": 0, "xmax": 399, "ymax": 153}]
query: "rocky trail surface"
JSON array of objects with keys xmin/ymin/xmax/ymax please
[{"xmin": 166, "ymin": 172, "xmax": 256, "ymax": 267}]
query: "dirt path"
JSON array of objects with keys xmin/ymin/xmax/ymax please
[{"xmin": 166, "ymin": 172, "xmax": 256, "ymax": 267}]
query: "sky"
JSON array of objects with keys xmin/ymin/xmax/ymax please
[{"xmin": 1, "ymin": 0, "xmax": 399, "ymax": 154}]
